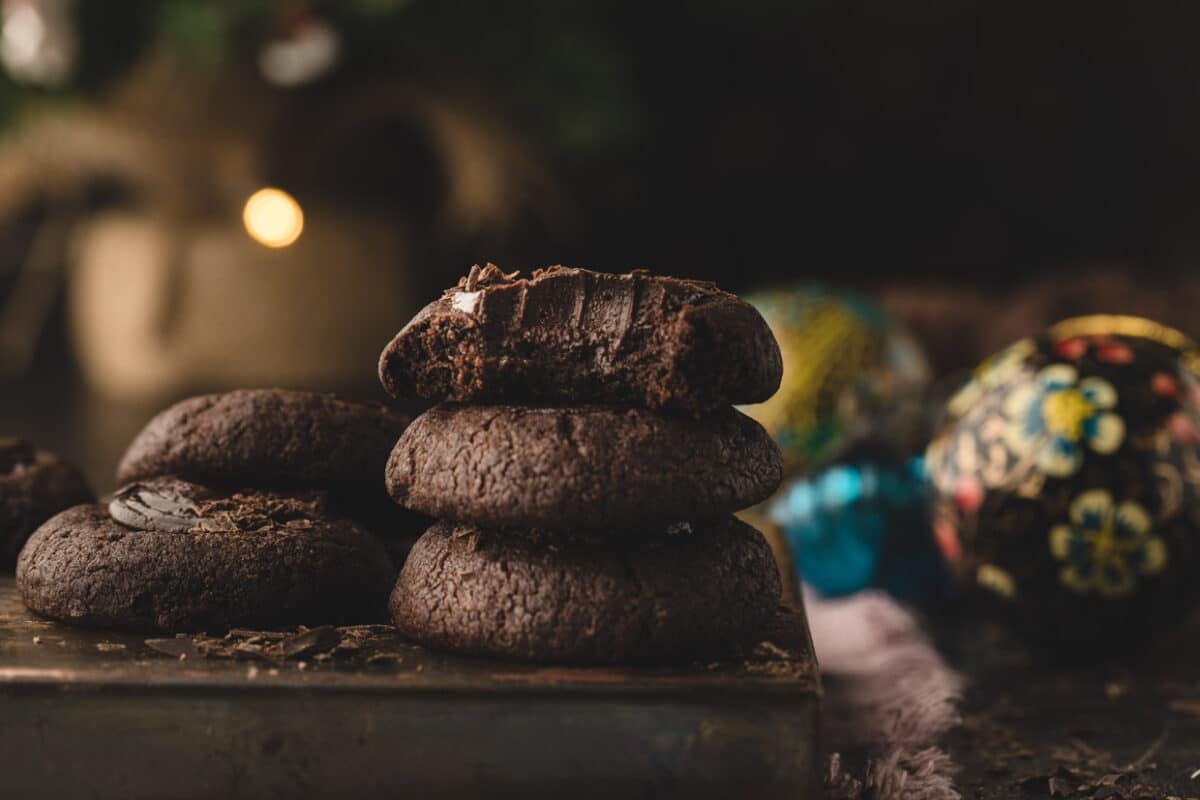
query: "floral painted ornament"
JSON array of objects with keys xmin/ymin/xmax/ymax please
[
  {"xmin": 1049, "ymin": 490, "xmax": 1165, "ymax": 597},
  {"xmin": 926, "ymin": 315, "xmax": 1200, "ymax": 648},
  {"xmin": 946, "ymin": 338, "xmax": 1035, "ymax": 420},
  {"xmin": 1002, "ymin": 365, "xmax": 1124, "ymax": 477}
]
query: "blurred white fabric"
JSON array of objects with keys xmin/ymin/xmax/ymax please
[{"xmin": 808, "ymin": 589, "xmax": 963, "ymax": 800}]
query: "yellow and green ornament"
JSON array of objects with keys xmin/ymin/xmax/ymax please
[{"xmin": 741, "ymin": 285, "xmax": 932, "ymax": 475}]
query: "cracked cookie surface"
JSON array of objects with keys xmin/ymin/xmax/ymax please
[
  {"xmin": 116, "ymin": 389, "xmax": 409, "ymax": 490},
  {"xmin": 389, "ymin": 516, "xmax": 782, "ymax": 664},
  {"xmin": 386, "ymin": 403, "xmax": 783, "ymax": 530}
]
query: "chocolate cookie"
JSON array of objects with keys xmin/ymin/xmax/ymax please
[
  {"xmin": 17, "ymin": 478, "xmax": 396, "ymax": 633},
  {"xmin": 378, "ymin": 265, "xmax": 783, "ymax": 415},
  {"xmin": 0, "ymin": 438, "xmax": 93, "ymax": 570},
  {"xmin": 390, "ymin": 517, "xmax": 782, "ymax": 664},
  {"xmin": 116, "ymin": 389, "xmax": 409, "ymax": 490},
  {"xmin": 387, "ymin": 404, "xmax": 783, "ymax": 529}
]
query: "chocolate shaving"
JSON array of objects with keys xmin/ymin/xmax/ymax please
[
  {"xmin": 110, "ymin": 480, "xmax": 208, "ymax": 533},
  {"xmin": 144, "ymin": 638, "xmax": 202, "ymax": 660},
  {"xmin": 111, "ymin": 477, "xmax": 330, "ymax": 534},
  {"xmin": 280, "ymin": 626, "xmax": 340, "ymax": 657},
  {"xmin": 457, "ymin": 263, "xmax": 521, "ymax": 294},
  {"xmin": 232, "ymin": 641, "xmax": 267, "ymax": 659},
  {"xmin": 227, "ymin": 628, "xmax": 287, "ymax": 640},
  {"xmin": 143, "ymin": 624, "xmax": 401, "ymax": 664},
  {"xmin": 367, "ymin": 652, "xmax": 404, "ymax": 664},
  {"xmin": 1048, "ymin": 774, "xmax": 1076, "ymax": 797},
  {"xmin": 192, "ymin": 491, "xmax": 328, "ymax": 533}
]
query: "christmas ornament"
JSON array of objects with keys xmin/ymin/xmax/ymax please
[
  {"xmin": 741, "ymin": 285, "xmax": 932, "ymax": 475},
  {"xmin": 767, "ymin": 455, "xmax": 948, "ymax": 601},
  {"xmin": 927, "ymin": 315, "xmax": 1200, "ymax": 646}
]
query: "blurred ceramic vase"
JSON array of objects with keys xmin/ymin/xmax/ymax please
[
  {"xmin": 926, "ymin": 315, "xmax": 1200, "ymax": 647},
  {"xmin": 67, "ymin": 208, "xmax": 416, "ymax": 398}
]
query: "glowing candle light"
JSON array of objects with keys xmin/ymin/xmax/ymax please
[{"xmin": 242, "ymin": 187, "xmax": 304, "ymax": 248}]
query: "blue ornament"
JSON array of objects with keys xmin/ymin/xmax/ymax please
[{"xmin": 768, "ymin": 457, "xmax": 949, "ymax": 601}]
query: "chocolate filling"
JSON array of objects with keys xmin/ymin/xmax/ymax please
[{"xmin": 110, "ymin": 477, "xmax": 328, "ymax": 534}]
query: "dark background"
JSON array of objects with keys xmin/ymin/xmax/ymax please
[
  {"xmin": 508, "ymin": 2, "xmax": 1200, "ymax": 287},
  {"xmin": 18, "ymin": 1, "xmax": 1200, "ymax": 286}
]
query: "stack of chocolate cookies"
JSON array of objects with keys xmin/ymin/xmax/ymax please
[
  {"xmin": 379, "ymin": 265, "xmax": 787, "ymax": 663},
  {"xmin": 17, "ymin": 390, "xmax": 404, "ymax": 632}
]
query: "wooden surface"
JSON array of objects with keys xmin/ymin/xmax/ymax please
[
  {"xmin": 938, "ymin": 611, "xmax": 1200, "ymax": 800},
  {"xmin": 0, "ymin": 578, "xmax": 821, "ymax": 799}
]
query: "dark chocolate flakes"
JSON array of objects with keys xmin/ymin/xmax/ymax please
[{"xmin": 144, "ymin": 624, "xmax": 400, "ymax": 664}]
